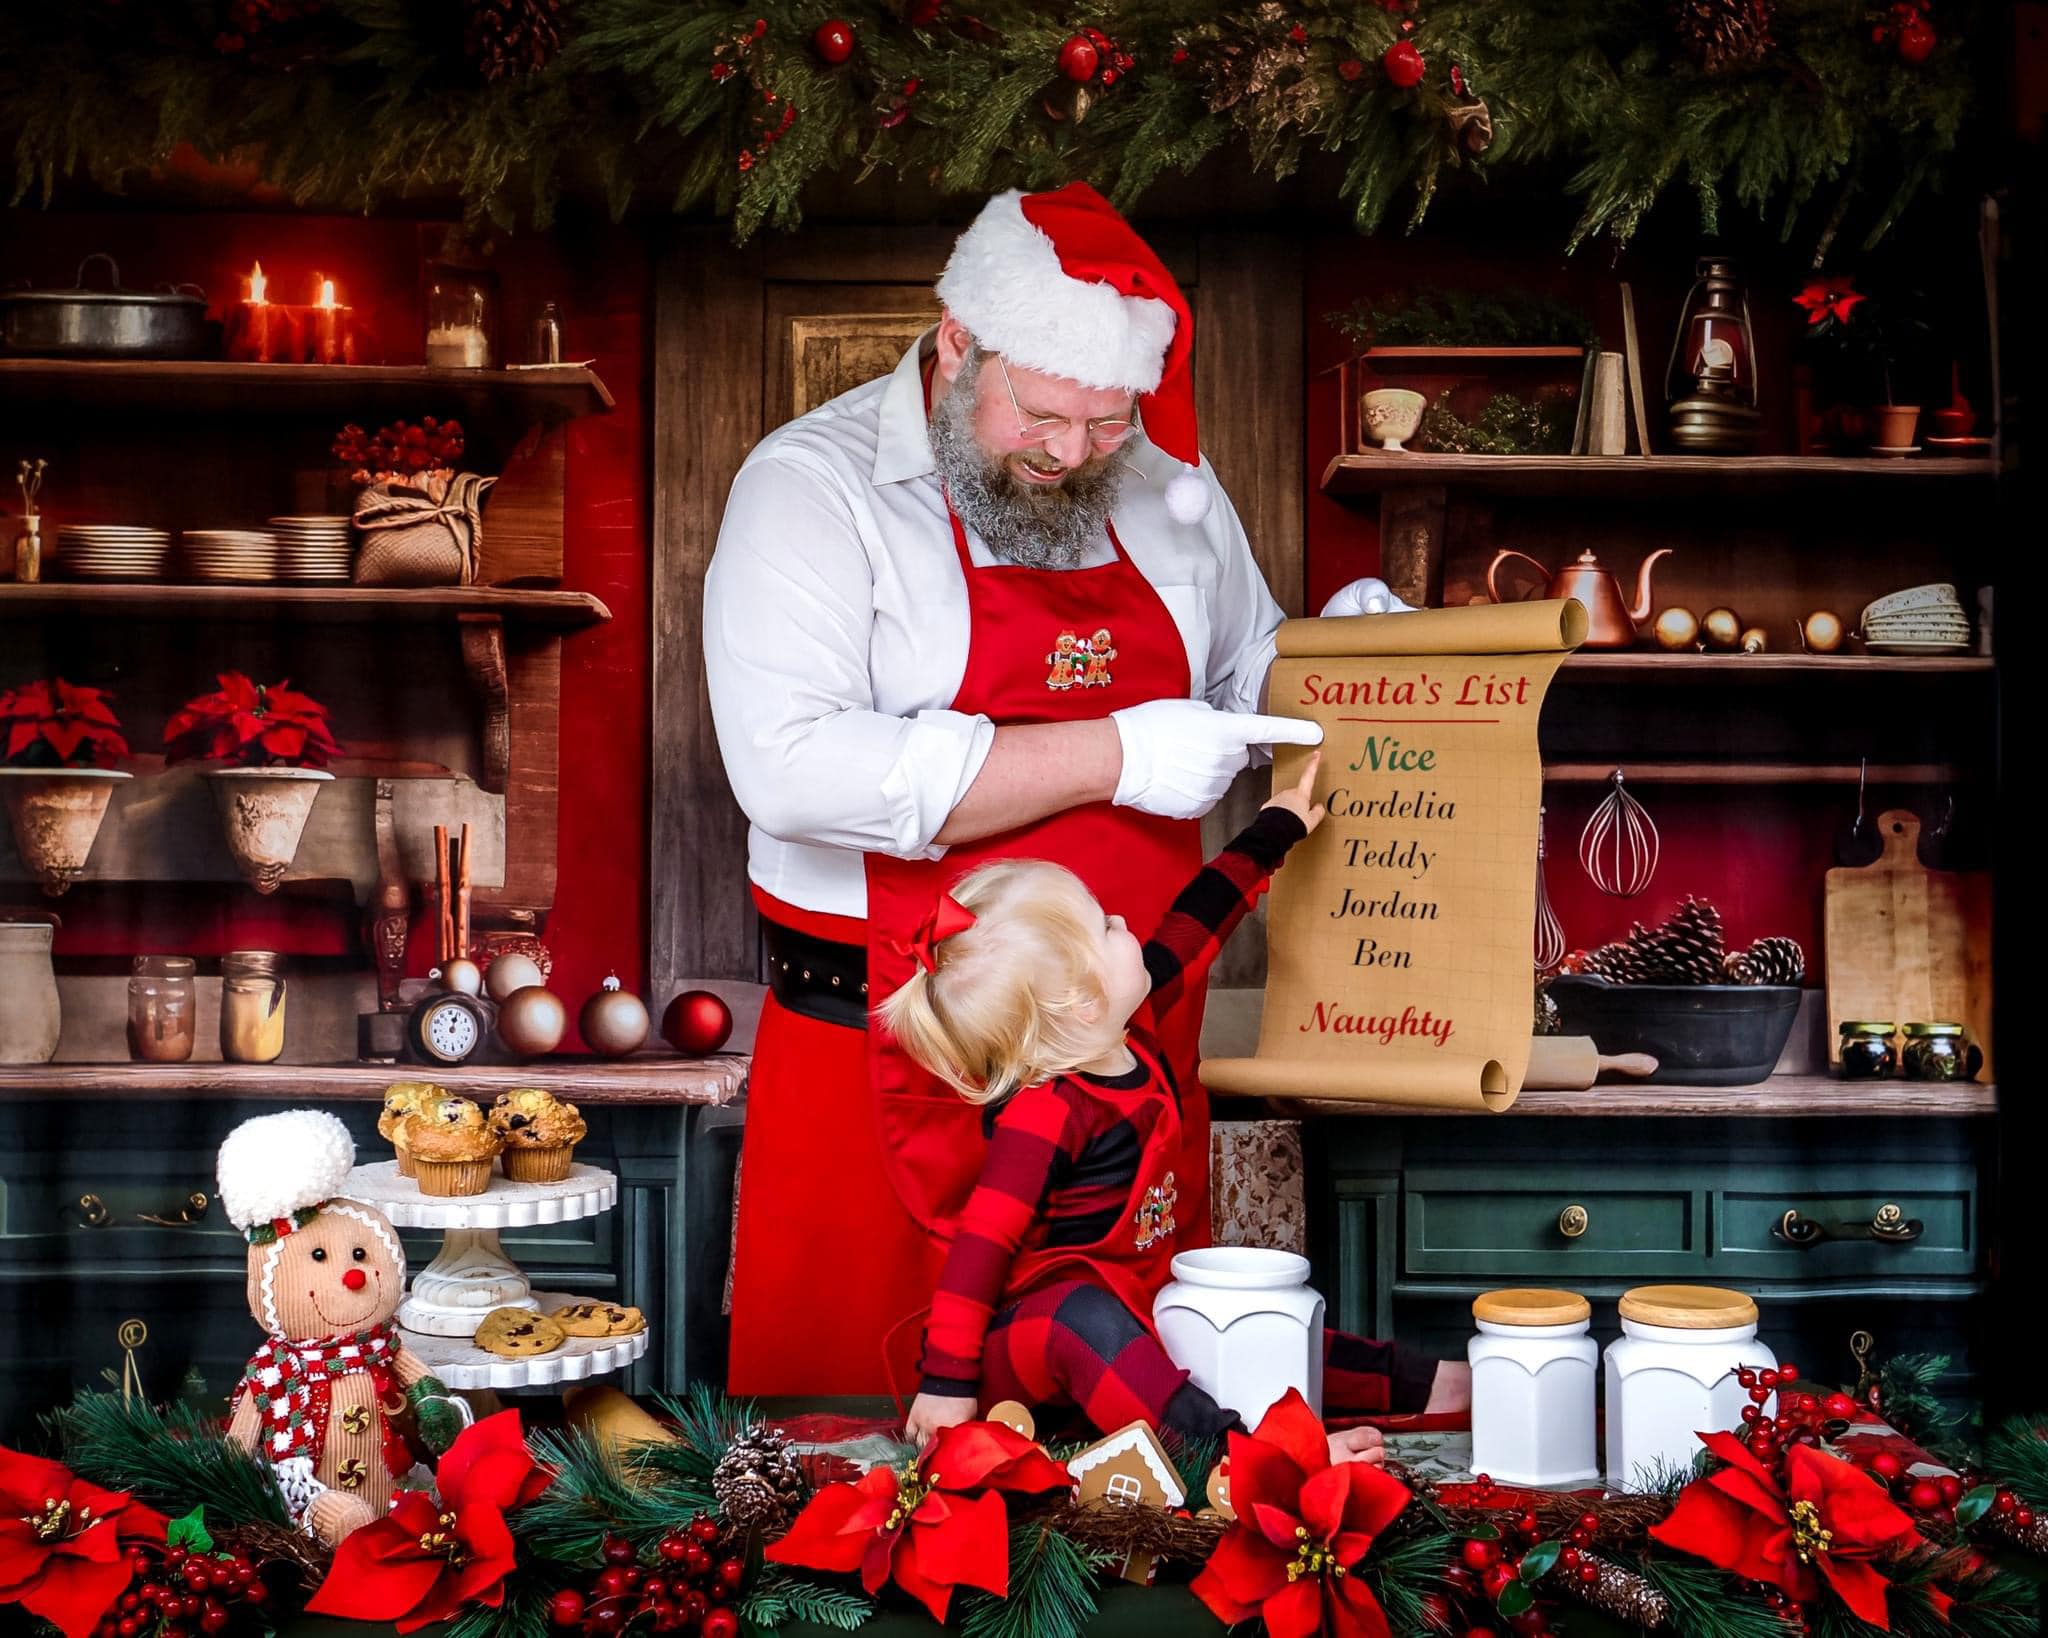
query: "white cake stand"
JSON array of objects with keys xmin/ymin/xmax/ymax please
[
  {"xmin": 397, "ymin": 1291, "xmax": 651, "ymax": 1390},
  {"xmin": 340, "ymin": 1161, "xmax": 619, "ymax": 1337}
]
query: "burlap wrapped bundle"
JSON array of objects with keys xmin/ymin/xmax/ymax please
[{"xmin": 351, "ymin": 469, "xmax": 497, "ymax": 587}]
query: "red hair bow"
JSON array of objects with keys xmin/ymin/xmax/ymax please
[{"xmin": 898, "ymin": 893, "xmax": 976, "ymax": 974}]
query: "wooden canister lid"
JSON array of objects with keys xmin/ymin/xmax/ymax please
[
  {"xmin": 1618, "ymin": 1285, "xmax": 1758, "ymax": 1329},
  {"xmin": 1472, "ymin": 1288, "xmax": 1591, "ymax": 1327}
]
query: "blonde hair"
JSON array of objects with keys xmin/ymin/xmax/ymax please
[{"xmin": 877, "ymin": 859, "xmax": 1110, "ymax": 1105}]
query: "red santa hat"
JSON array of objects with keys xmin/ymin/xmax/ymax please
[{"xmin": 937, "ymin": 181, "xmax": 1210, "ymax": 523}]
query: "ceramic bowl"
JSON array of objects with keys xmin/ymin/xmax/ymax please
[{"xmin": 1361, "ymin": 388, "xmax": 1427, "ymax": 453}]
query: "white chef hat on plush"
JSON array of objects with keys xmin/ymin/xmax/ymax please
[
  {"xmin": 217, "ymin": 1108, "xmax": 357, "ymax": 1243},
  {"xmin": 937, "ymin": 182, "xmax": 1211, "ymax": 523}
]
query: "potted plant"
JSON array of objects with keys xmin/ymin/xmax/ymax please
[
  {"xmin": 1795, "ymin": 276, "xmax": 1932, "ymax": 453},
  {"xmin": 165, "ymin": 672, "xmax": 340, "ymax": 893},
  {"xmin": 0, "ymin": 678, "xmax": 131, "ymax": 895}
]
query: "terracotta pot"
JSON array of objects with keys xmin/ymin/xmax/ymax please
[
  {"xmin": 205, "ymin": 766, "xmax": 333, "ymax": 893},
  {"xmin": 1869, "ymin": 403, "xmax": 1921, "ymax": 449},
  {"xmin": 0, "ymin": 767, "xmax": 130, "ymax": 896}
]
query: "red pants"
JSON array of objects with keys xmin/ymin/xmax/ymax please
[{"xmin": 977, "ymin": 1280, "xmax": 1440, "ymax": 1443}]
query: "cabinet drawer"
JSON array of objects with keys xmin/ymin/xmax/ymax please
[
  {"xmin": 1404, "ymin": 1167, "xmax": 1704, "ymax": 1278},
  {"xmin": 1714, "ymin": 1173, "xmax": 1978, "ymax": 1279}
]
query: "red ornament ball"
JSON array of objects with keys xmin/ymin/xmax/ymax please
[
  {"xmin": 1822, "ymin": 1392, "xmax": 1859, "ymax": 1420},
  {"xmin": 1776, "ymin": 1361, "xmax": 1800, "ymax": 1383},
  {"xmin": 1869, "ymin": 1452, "xmax": 1904, "ymax": 1482},
  {"xmin": 1383, "ymin": 39, "xmax": 1426, "ymax": 87},
  {"xmin": 2017, "ymin": 1506, "xmax": 2038, "ymax": 1528},
  {"xmin": 549, "ymin": 1590, "xmax": 587, "ymax": 1627},
  {"xmin": 1896, "ymin": 14, "xmax": 1936, "ymax": 64},
  {"xmin": 1481, "ymin": 1561, "xmax": 1518, "ymax": 1600},
  {"xmin": 1938, "ymin": 1475, "xmax": 1964, "ymax": 1504},
  {"xmin": 812, "ymin": 19, "xmax": 855, "ymax": 63},
  {"xmin": 1908, "ymin": 1479, "xmax": 1943, "ymax": 1512},
  {"xmin": 703, "ymin": 1611, "xmax": 740, "ymax": 1638},
  {"xmin": 1058, "ymin": 33, "xmax": 1100, "ymax": 82},
  {"xmin": 1338, "ymin": 57, "xmax": 1365, "ymax": 81},
  {"xmin": 1460, "ymin": 1537, "xmax": 1500, "ymax": 1571},
  {"xmin": 663, "ymin": 988, "xmax": 735, "ymax": 1055}
]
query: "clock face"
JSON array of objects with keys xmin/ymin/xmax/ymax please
[{"xmin": 422, "ymin": 999, "xmax": 481, "ymax": 1062}]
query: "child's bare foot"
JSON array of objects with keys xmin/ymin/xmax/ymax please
[{"xmin": 1326, "ymin": 1425, "xmax": 1386, "ymax": 1465}]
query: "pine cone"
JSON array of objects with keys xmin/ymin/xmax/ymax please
[
  {"xmin": 1580, "ymin": 941, "xmax": 1647, "ymax": 985},
  {"xmin": 1535, "ymin": 983, "xmax": 1562, "ymax": 1036},
  {"xmin": 1670, "ymin": 0, "xmax": 1773, "ymax": 75},
  {"xmin": 464, "ymin": 0, "xmax": 563, "ymax": 81},
  {"xmin": 1640, "ymin": 896, "xmax": 1725, "ymax": 984},
  {"xmin": 1550, "ymin": 1554, "xmax": 1674, "ymax": 1628},
  {"xmin": 1726, "ymin": 934, "xmax": 1805, "ymax": 986},
  {"xmin": 712, "ymin": 1424, "xmax": 806, "ymax": 1532}
]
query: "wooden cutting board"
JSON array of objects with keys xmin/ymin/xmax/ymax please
[{"xmin": 1824, "ymin": 809, "xmax": 1993, "ymax": 1077}]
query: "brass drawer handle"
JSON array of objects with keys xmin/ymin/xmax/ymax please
[
  {"xmin": 1869, "ymin": 1203, "xmax": 1923, "ymax": 1243},
  {"xmin": 71, "ymin": 1193, "xmax": 111, "ymax": 1228},
  {"xmin": 1775, "ymin": 1206, "xmax": 1924, "ymax": 1247},
  {"xmin": 1557, "ymin": 1204, "xmax": 1589, "ymax": 1239},
  {"xmin": 136, "ymin": 1191, "xmax": 212, "ymax": 1228}
]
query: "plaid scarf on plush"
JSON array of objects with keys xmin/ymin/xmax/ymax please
[{"xmin": 240, "ymin": 1323, "xmax": 410, "ymax": 1478}]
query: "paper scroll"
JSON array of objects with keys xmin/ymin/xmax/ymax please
[{"xmin": 1203, "ymin": 599, "xmax": 1587, "ymax": 1112}]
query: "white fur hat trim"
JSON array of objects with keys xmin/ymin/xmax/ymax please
[
  {"xmin": 938, "ymin": 191, "xmax": 1176, "ymax": 393},
  {"xmin": 218, "ymin": 1108, "xmax": 358, "ymax": 1233}
]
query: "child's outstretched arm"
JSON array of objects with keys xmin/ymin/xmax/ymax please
[{"xmin": 1143, "ymin": 750, "xmax": 1325, "ymax": 1013}]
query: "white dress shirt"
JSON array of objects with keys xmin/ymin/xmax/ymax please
[{"xmin": 703, "ymin": 329, "xmax": 1285, "ymax": 918}]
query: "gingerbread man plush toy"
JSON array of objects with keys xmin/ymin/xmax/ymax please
[{"xmin": 217, "ymin": 1109, "xmax": 466, "ymax": 1543}]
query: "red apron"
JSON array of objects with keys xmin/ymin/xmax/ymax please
[{"xmin": 728, "ymin": 487, "xmax": 1211, "ymax": 1396}]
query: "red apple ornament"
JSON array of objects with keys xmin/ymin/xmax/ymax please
[
  {"xmin": 1058, "ymin": 33, "xmax": 1100, "ymax": 82},
  {"xmin": 1383, "ymin": 39, "xmax": 1426, "ymax": 87},
  {"xmin": 664, "ymin": 989, "xmax": 735, "ymax": 1055},
  {"xmin": 812, "ymin": 18, "xmax": 855, "ymax": 63}
]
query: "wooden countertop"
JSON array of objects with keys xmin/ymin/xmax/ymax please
[
  {"xmin": 0, "ymin": 1055, "xmax": 748, "ymax": 1106},
  {"xmin": 1258, "ymin": 1075, "xmax": 1996, "ymax": 1118}
]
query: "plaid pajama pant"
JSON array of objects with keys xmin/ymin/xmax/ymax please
[{"xmin": 975, "ymin": 1279, "xmax": 1438, "ymax": 1445}]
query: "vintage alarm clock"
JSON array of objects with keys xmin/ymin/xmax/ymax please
[{"xmin": 405, "ymin": 989, "xmax": 492, "ymax": 1066}]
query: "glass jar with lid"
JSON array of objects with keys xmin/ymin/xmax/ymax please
[
  {"xmin": 220, "ymin": 950, "xmax": 287, "ymax": 1063},
  {"xmin": 127, "ymin": 956, "xmax": 197, "ymax": 1063},
  {"xmin": 424, "ymin": 259, "xmax": 498, "ymax": 370},
  {"xmin": 1836, "ymin": 1021, "xmax": 1897, "ymax": 1079},
  {"xmin": 1901, "ymin": 1022, "xmax": 1975, "ymax": 1081}
]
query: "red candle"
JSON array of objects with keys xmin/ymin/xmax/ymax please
[{"xmin": 226, "ymin": 260, "xmax": 274, "ymax": 362}]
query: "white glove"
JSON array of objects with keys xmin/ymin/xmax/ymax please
[
  {"xmin": 1319, "ymin": 576, "xmax": 1417, "ymax": 618},
  {"xmin": 1111, "ymin": 699, "xmax": 1323, "ymax": 820}
]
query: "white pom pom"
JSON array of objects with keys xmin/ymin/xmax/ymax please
[
  {"xmin": 1164, "ymin": 464, "xmax": 1211, "ymax": 524},
  {"xmin": 217, "ymin": 1109, "xmax": 357, "ymax": 1232}
]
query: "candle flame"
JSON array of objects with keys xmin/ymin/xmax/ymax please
[
  {"xmin": 247, "ymin": 261, "xmax": 267, "ymax": 304},
  {"xmin": 317, "ymin": 276, "xmax": 336, "ymax": 310}
]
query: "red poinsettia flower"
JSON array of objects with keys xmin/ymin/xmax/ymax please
[
  {"xmin": 163, "ymin": 672, "xmax": 341, "ymax": 768},
  {"xmin": 0, "ymin": 679, "xmax": 129, "ymax": 769},
  {"xmin": 1651, "ymin": 1432, "xmax": 1921, "ymax": 1628},
  {"xmin": 1795, "ymin": 275, "xmax": 1867, "ymax": 328},
  {"xmin": 305, "ymin": 1410, "xmax": 551, "ymax": 1633},
  {"xmin": 1191, "ymin": 1389, "xmax": 1412, "ymax": 1638},
  {"xmin": 0, "ymin": 1445, "xmax": 167, "ymax": 1638},
  {"xmin": 766, "ymin": 1420, "xmax": 1070, "ymax": 1623}
]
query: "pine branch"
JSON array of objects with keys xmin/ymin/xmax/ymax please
[
  {"xmin": 513, "ymin": 1426, "xmax": 708, "ymax": 1563},
  {"xmin": 955, "ymin": 1521, "xmax": 1110, "ymax": 1638},
  {"xmin": 739, "ymin": 1567, "xmax": 875, "ymax": 1631},
  {"xmin": 1638, "ymin": 1557, "xmax": 1788, "ymax": 1638},
  {"xmin": 1368, "ymin": 1531, "xmax": 1461, "ymax": 1635},
  {"xmin": 48, "ymin": 1391, "xmax": 290, "ymax": 1527},
  {"xmin": 1978, "ymin": 1414, "xmax": 2048, "ymax": 1504}
]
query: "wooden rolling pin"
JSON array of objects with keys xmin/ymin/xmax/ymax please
[{"xmin": 1526, "ymin": 1035, "xmax": 1658, "ymax": 1089}]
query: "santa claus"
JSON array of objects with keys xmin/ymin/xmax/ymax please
[{"xmin": 705, "ymin": 182, "xmax": 1412, "ymax": 1395}]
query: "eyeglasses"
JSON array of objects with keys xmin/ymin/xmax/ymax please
[{"xmin": 996, "ymin": 356, "xmax": 1138, "ymax": 450}]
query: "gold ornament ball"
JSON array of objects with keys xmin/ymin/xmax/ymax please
[
  {"xmin": 1700, "ymin": 607, "xmax": 1743, "ymax": 650},
  {"xmin": 485, "ymin": 951, "xmax": 545, "ymax": 1002},
  {"xmin": 1802, "ymin": 610, "xmax": 1846, "ymax": 654},
  {"xmin": 497, "ymin": 985, "xmax": 567, "ymax": 1057},
  {"xmin": 1740, "ymin": 626, "xmax": 1769, "ymax": 654},
  {"xmin": 581, "ymin": 975, "xmax": 650, "ymax": 1058},
  {"xmin": 1651, "ymin": 607, "xmax": 1700, "ymax": 651},
  {"xmin": 438, "ymin": 957, "xmax": 483, "ymax": 996}
]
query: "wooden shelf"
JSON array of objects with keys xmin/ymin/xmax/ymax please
[
  {"xmin": 1559, "ymin": 652, "xmax": 1990, "ymax": 677},
  {"xmin": 0, "ymin": 583, "xmax": 610, "ymax": 627},
  {"xmin": 1321, "ymin": 451, "xmax": 1995, "ymax": 499},
  {"xmin": 1543, "ymin": 761, "xmax": 1960, "ymax": 785},
  {"xmin": 0, "ymin": 359, "xmax": 614, "ymax": 419},
  {"xmin": 1272, "ymin": 1076, "xmax": 1995, "ymax": 1119},
  {"xmin": 0, "ymin": 1055, "xmax": 748, "ymax": 1106}
]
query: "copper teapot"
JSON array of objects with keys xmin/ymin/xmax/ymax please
[{"xmin": 1486, "ymin": 546, "xmax": 1673, "ymax": 648}]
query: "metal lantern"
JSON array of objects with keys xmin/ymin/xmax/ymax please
[{"xmin": 1665, "ymin": 257, "xmax": 1762, "ymax": 453}]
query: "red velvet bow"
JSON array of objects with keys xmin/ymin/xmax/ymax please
[{"xmin": 897, "ymin": 893, "xmax": 976, "ymax": 975}]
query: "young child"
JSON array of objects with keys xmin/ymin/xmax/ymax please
[{"xmin": 882, "ymin": 753, "xmax": 1468, "ymax": 1466}]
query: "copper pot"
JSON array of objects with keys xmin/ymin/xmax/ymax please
[{"xmin": 1487, "ymin": 547, "xmax": 1673, "ymax": 648}]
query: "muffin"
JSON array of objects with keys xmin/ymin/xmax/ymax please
[
  {"xmin": 403, "ymin": 1096, "xmax": 502, "ymax": 1197},
  {"xmin": 378, "ymin": 1081, "xmax": 445, "ymax": 1177},
  {"xmin": 488, "ymin": 1088, "xmax": 587, "ymax": 1182}
]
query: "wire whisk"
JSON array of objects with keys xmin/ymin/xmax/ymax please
[
  {"xmin": 1579, "ymin": 768, "xmax": 1660, "ymax": 898},
  {"xmin": 1534, "ymin": 803, "xmax": 1567, "ymax": 974}
]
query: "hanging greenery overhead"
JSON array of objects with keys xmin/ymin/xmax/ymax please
[{"xmin": 2, "ymin": 0, "xmax": 1977, "ymax": 250}]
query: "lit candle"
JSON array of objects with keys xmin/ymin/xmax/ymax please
[
  {"xmin": 314, "ymin": 273, "xmax": 339, "ymax": 365},
  {"xmin": 228, "ymin": 260, "xmax": 274, "ymax": 361}
]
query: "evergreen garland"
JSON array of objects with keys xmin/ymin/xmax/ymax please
[
  {"xmin": 739, "ymin": 1565, "xmax": 878, "ymax": 1631},
  {"xmin": 954, "ymin": 1522, "xmax": 1112, "ymax": 1638},
  {"xmin": 0, "ymin": 0, "xmax": 1980, "ymax": 250},
  {"xmin": 47, "ymin": 1391, "xmax": 292, "ymax": 1528}
]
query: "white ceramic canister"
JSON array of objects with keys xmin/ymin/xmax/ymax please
[
  {"xmin": 0, "ymin": 919, "xmax": 62, "ymax": 1063},
  {"xmin": 1153, "ymin": 1247, "xmax": 1325, "ymax": 1426},
  {"xmin": 1468, "ymin": 1289, "xmax": 1600, "ymax": 1488},
  {"xmin": 1604, "ymin": 1285, "xmax": 1777, "ymax": 1492}
]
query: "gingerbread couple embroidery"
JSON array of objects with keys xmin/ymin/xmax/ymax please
[
  {"xmin": 1134, "ymin": 1171, "xmax": 1178, "ymax": 1250},
  {"xmin": 1045, "ymin": 627, "xmax": 1117, "ymax": 691}
]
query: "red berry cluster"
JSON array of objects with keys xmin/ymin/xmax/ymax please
[
  {"xmin": 1853, "ymin": 1450, "xmax": 1976, "ymax": 1527},
  {"xmin": 1435, "ymin": 1484, "xmax": 1556, "ymax": 1636},
  {"xmin": 547, "ymin": 1518, "xmax": 745, "ymax": 1635},
  {"xmin": 332, "ymin": 416, "xmax": 466, "ymax": 479},
  {"xmin": 93, "ymin": 1542, "xmax": 271, "ymax": 1638},
  {"xmin": 1057, "ymin": 28, "xmax": 1135, "ymax": 87},
  {"xmin": 1731, "ymin": 1361, "xmax": 1844, "ymax": 1470},
  {"xmin": 1871, "ymin": 0, "xmax": 1937, "ymax": 66}
]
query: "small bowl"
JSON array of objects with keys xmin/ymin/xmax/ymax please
[
  {"xmin": 1929, "ymin": 406, "xmax": 1977, "ymax": 439},
  {"xmin": 1361, "ymin": 388, "xmax": 1427, "ymax": 453}
]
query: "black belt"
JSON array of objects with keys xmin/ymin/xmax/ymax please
[{"xmin": 762, "ymin": 916, "xmax": 869, "ymax": 1030}]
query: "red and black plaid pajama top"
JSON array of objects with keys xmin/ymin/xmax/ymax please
[{"xmin": 917, "ymin": 807, "xmax": 1439, "ymax": 1431}]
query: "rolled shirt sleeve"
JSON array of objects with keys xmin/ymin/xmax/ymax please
[
  {"xmin": 705, "ymin": 455, "xmax": 994, "ymax": 859},
  {"xmin": 1189, "ymin": 456, "xmax": 1285, "ymax": 723}
]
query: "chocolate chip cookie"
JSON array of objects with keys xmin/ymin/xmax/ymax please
[
  {"xmin": 552, "ymin": 1301, "xmax": 645, "ymax": 1338},
  {"xmin": 475, "ymin": 1306, "xmax": 566, "ymax": 1356}
]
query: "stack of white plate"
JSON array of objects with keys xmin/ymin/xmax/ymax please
[
  {"xmin": 56, "ymin": 525, "xmax": 172, "ymax": 581},
  {"xmin": 181, "ymin": 529, "xmax": 280, "ymax": 583},
  {"xmin": 268, "ymin": 516, "xmax": 355, "ymax": 584},
  {"xmin": 1860, "ymin": 582, "xmax": 1972, "ymax": 655}
]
